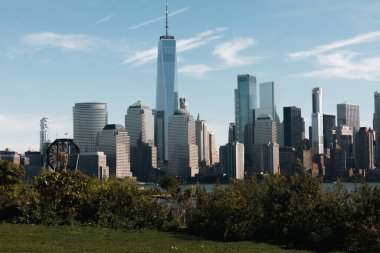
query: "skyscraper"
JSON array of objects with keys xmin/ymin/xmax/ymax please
[
  {"xmin": 283, "ymin": 106, "xmax": 303, "ymax": 148},
  {"xmin": 311, "ymin": 87, "xmax": 324, "ymax": 155},
  {"xmin": 73, "ymin": 102, "xmax": 108, "ymax": 152},
  {"xmin": 125, "ymin": 101, "xmax": 157, "ymax": 180},
  {"xmin": 97, "ymin": 124, "xmax": 132, "ymax": 178},
  {"xmin": 219, "ymin": 142, "xmax": 244, "ymax": 179},
  {"xmin": 355, "ymin": 127, "xmax": 375, "ymax": 171},
  {"xmin": 209, "ymin": 131, "xmax": 219, "ymax": 165},
  {"xmin": 195, "ymin": 114, "xmax": 210, "ymax": 166},
  {"xmin": 258, "ymin": 81, "xmax": 276, "ymax": 119},
  {"xmin": 155, "ymin": 3, "xmax": 178, "ymax": 164},
  {"xmin": 323, "ymin": 114, "xmax": 336, "ymax": 149},
  {"xmin": 337, "ymin": 103, "xmax": 360, "ymax": 130},
  {"xmin": 234, "ymin": 74, "xmax": 257, "ymax": 146},
  {"xmin": 40, "ymin": 117, "xmax": 49, "ymax": 152},
  {"xmin": 374, "ymin": 91, "xmax": 380, "ymax": 167},
  {"xmin": 167, "ymin": 102, "xmax": 198, "ymax": 177}
]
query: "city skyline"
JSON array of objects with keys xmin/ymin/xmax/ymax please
[{"xmin": 1, "ymin": 0, "xmax": 380, "ymax": 152}]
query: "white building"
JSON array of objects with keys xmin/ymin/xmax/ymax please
[
  {"xmin": 195, "ymin": 114, "xmax": 210, "ymax": 166},
  {"xmin": 312, "ymin": 87, "xmax": 324, "ymax": 155},
  {"xmin": 97, "ymin": 124, "xmax": 132, "ymax": 178}
]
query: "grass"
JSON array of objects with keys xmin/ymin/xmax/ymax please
[{"xmin": 0, "ymin": 224, "xmax": 311, "ymax": 253}]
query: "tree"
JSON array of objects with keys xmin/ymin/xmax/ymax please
[{"xmin": 0, "ymin": 160, "xmax": 25, "ymax": 185}]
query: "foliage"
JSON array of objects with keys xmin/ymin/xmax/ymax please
[
  {"xmin": 158, "ymin": 176, "xmax": 180, "ymax": 194},
  {"xmin": 0, "ymin": 159, "xmax": 25, "ymax": 185}
]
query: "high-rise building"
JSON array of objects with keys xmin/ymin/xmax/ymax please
[
  {"xmin": 167, "ymin": 105, "xmax": 198, "ymax": 178},
  {"xmin": 323, "ymin": 114, "xmax": 336, "ymax": 149},
  {"xmin": 374, "ymin": 91, "xmax": 380, "ymax": 167},
  {"xmin": 155, "ymin": 3, "xmax": 178, "ymax": 164},
  {"xmin": 0, "ymin": 149, "xmax": 20, "ymax": 165},
  {"xmin": 228, "ymin": 123, "xmax": 236, "ymax": 144},
  {"xmin": 337, "ymin": 103, "xmax": 360, "ymax": 130},
  {"xmin": 283, "ymin": 106, "xmax": 303, "ymax": 148},
  {"xmin": 209, "ymin": 131, "xmax": 219, "ymax": 165},
  {"xmin": 234, "ymin": 74, "xmax": 257, "ymax": 147},
  {"xmin": 78, "ymin": 152, "xmax": 109, "ymax": 180},
  {"xmin": 336, "ymin": 125, "xmax": 354, "ymax": 157},
  {"xmin": 219, "ymin": 142, "xmax": 244, "ymax": 179},
  {"xmin": 125, "ymin": 101, "xmax": 157, "ymax": 180},
  {"xmin": 40, "ymin": 117, "xmax": 49, "ymax": 152},
  {"xmin": 311, "ymin": 87, "xmax": 324, "ymax": 155},
  {"xmin": 355, "ymin": 127, "xmax": 375, "ymax": 171},
  {"xmin": 279, "ymin": 146, "xmax": 297, "ymax": 175},
  {"xmin": 195, "ymin": 114, "xmax": 210, "ymax": 166},
  {"xmin": 258, "ymin": 81, "xmax": 276, "ymax": 118},
  {"xmin": 73, "ymin": 102, "xmax": 108, "ymax": 152},
  {"xmin": 254, "ymin": 114, "xmax": 277, "ymax": 144},
  {"xmin": 97, "ymin": 124, "xmax": 132, "ymax": 178}
]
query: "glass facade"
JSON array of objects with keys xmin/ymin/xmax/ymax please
[{"xmin": 156, "ymin": 36, "xmax": 178, "ymax": 163}]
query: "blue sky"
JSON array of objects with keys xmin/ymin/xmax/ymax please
[{"xmin": 1, "ymin": 0, "xmax": 380, "ymax": 153}]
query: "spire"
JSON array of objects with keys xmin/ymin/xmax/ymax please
[{"xmin": 165, "ymin": 0, "xmax": 169, "ymax": 36}]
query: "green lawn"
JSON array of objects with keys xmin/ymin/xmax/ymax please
[{"xmin": 0, "ymin": 224, "xmax": 311, "ymax": 253}]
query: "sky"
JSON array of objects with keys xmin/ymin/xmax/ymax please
[{"xmin": 1, "ymin": 0, "xmax": 380, "ymax": 153}]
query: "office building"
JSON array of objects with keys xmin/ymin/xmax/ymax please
[
  {"xmin": 280, "ymin": 146, "xmax": 297, "ymax": 175},
  {"xmin": 374, "ymin": 92, "xmax": 380, "ymax": 167},
  {"xmin": 228, "ymin": 122, "xmax": 236, "ymax": 144},
  {"xmin": 209, "ymin": 131, "xmax": 219, "ymax": 165},
  {"xmin": 254, "ymin": 114, "xmax": 277, "ymax": 144},
  {"xmin": 73, "ymin": 102, "xmax": 108, "ymax": 152},
  {"xmin": 336, "ymin": 125, "xmax": 354, "ymax": 157},
  {"xmin": 337, "ymin": 103, "xmax": 360, "ymax": 130},
  {"xmin": 78, "ymin": 152, "xmax": 109, "ymax": 180},
  {"xmin": 0, "ymin": 149, "xmax": 20, "ymax": 165},
  {"xmin": 323, "ymin": 114, "xmax": 336, "ymax": 149},
  {"xmin": 219, "ymin": 142, "xmax": 244, "ymax": 179},
  {"xmin": 355, "ymin": 127, "xmax": 375, "ymax": 171},
  {"xmin": 25, "ymin": 151, "xmax": 42, "ymax": 179},
  {"xmin": 195, "ymin": 114, "xmax": 210, "ymax": 166},
  {"xmin": 311, "ymin": 87, "xmax": 324, "ymax": 155},
  {"xmin": 283, "ymin": 106, "xmax": 303, "ymax": 148},
  {"xmin": 167, "ymin": 104, "xmax": 198, "ymax": 178},
  {"xmin": 125, "ymin": 101, "xmax": 157, "ymax": 180},
  {"xmin": 155, "ymin": 4, "xmax": 179, "ymax": 163},
  {"xmin": 40, "ymin": 117, "xmax": 49, "ymax": 152},
  {"xmin": 97, "ymin": 124, "xmax": 132, "ymax": 178}
]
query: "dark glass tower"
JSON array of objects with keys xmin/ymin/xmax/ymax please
[
  {"xmin": 283, "ymin": 106, "xmax": 303, "ymax": 148},
  {"xmin": 155, "ymin": 3, "xmax": 178, "ymax": 163}
]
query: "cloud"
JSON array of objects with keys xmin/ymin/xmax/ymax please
[
  {"xmin": 288, "ymin": 30, "xmax": 380, "ymax": 81},
  {"xmin": 122, "ymin": 27, "xmax": 227, "ymax": 66},
  {"xmin": 288, "ymin": 30, "xmax": 380, "ymax": 60},
  {"xmin": 213, "ymin": 37, "xmax": 257, "ymax": 66},
  {"xmin": 179, "ymin": 37, "xmax": 259, "ymax": 78},
  {"xmin": 93, "ymin": 12, "xmax": 116, "ymax": 25},
  {"xmin": 22, "ymin": 32, "xmax": 104, "ymax": 51},
  {"xmin": 128, "ymin": 7, "xmax": 190, "ymax": 30}
]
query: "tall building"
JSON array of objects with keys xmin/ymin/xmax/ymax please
[
  {"xmin": 355, "ymin": 127, "xmax": 375, "ymax": 171},
  {"xmin": 78, "ymin": 152, "xmax": 109, "ymax": 180},
  {"xmin": 283, "ymin": 106, "xmax": 303, "ymax": 148},
  {"xmin": 234, "ymin": 74, "xmax": 257, "ymax": 147},
  {"xmin": 258, "ymin": 81, "xmax": 276, "ymax": 118},
  {"xmin": 73, "ymin": 102, "xmax": 107, "ymax": 152},
  {"xmin": 40, "ymin": 117, "xmax": 49, "ymax": 152},
  {"xmin": 323, "ymin": 114, "xmax": 336, "ymax": 149},
  {"xmin": 374, "ymin": 91, "xmax": 380, "ymax": 167},
  {"xmin": 219, "ymin": 142, "xmax": 244, "ymax": 179},
  {"xmin": 337, "ymin": 103, "xmax": 360, "ymax": 130},
  {"xmin": 97, "ymin": 124, "xmax": 132, "ymax": 178},
  {"xmin": 336, "ymin": 125, "xmax": 354, "ymax": 157},
  {"xmin": 311, "ymin": 87, "xmax": 324, "ymax": 155},
  {"xmin": 125, "ymin": 101, "xmax": 157, "ymax": 180},
  {"xmin": 167, "ymin": 105, "xmax": 198, "ymax": 178},
  {"xmin": 228, "ymin": 123, "xmax": 236, "ymax": 144},
  {"xmin": 254, "ymin": 114, "xmax": 277, "ymax": 144},
  {"xmin": 209, "ymin": 131, "xmax": 219, "ymax": 165},
  {"xmin": 195, "ymin": 114, "xmax": 210, "ymax": 166},
  {"xmin": 155, "ymin": 3, "xmax": 179, "ymax": 164}
]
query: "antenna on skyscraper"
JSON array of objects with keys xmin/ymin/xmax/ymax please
[{"xmin": 165, "ymin": 0, "xmax": 169, "ymax": 36}]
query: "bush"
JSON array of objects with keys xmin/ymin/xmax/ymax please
[{"xmin": 0, "ymin": 160, "xmax": 25, "ymax": 185}]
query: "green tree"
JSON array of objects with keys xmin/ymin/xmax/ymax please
[{"xmin": 0, "ymin": 160, "xmax": 25, "ymax": 185}]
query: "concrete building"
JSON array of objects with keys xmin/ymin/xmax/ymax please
[
  {"xmin": 280, "ymin": 146, "xmax": 297, "ymax": 175},
  {"xmin": 283, "ymin": 106, "xmax": 303, "ymax": 148},
  {"xmin": 330, "ymin": 144, "xmax": 347, "ymax": 178},
  {"xmin": 219, "ymin": 142, "xmax": 244, "ymax": 179},
  {"xmin": 374, "ymin": 92, "xmax": 380, "ymax": 167},
  {"xmin": 254, "ymin": 114, "xmax": 277, "ymax": 144},
  {"xmin": 195, "ymin": 114, "xmax": 210, "ymax": 166},
  {"xmin": 355, "ymin": 127, "xmax": 375, "ymax": 171},
  {"xmin": 228, "ymin": 122, "xmax": 236, "ymax": 144},
  {"xmin": 125, "ymin": 101, "xmax": 157, "ymax": 180},
  {"xmin": 155, "ymin": 5, "xmax": 179, "ymax": 164},
  {"xmin": 0, "ymin": 149, "xmax": 20, "ymax": 165},
  {"xmin": 97, "ymin": 124, "xmax": 132, "ymax": 178},
  {"xmin": 78, "ymin": 152, "xmax": 109, "ymax": 180},
  {"xmin": 73, "ymin": 102, "xmax": 108, "ymax": 152},
  {"xmin": 167, "ymin": 106, "xmax": 199, "ymax": 178},
  {"xmin": 40, "ymin": 117, "xmax": 49, "ymax": 152},
  {"xmin": 209, "ymin": 131, "xmax": 219, "ymax": 165},
  {"xmin": 337, "ymin": 103, "xmax": 360, "ymax": 130},
  {"xmin": 323, "ymin": 114, "xmax": 336, "ymax": 150},
  {"xmin": 336, "ymin": 125, "xmax": 354, "ymax": 157},
  {"xmin": 311, "ymin": 87, "xmax": 324, "ymax": 155},
  {"xmin": 25, "ymin": 151, "xmax": 42, "ymax": 179}
]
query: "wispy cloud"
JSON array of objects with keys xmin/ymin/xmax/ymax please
[
  {"xmin": 93, "ymin": 12, "xmax": 116, "ymax": 26},
  {"xmin": 288, "ymin": 30, "xmax": 380, "ymax": 81},
  {"xmin": 122, "ymin": 27, "xmax": 227, "ymax": 66},
  {"xmin": 288, "ymin": 30, "xmax": 380, "ymax": 60},
  {"xmin": 22, "ymin": 32, "xmax": 104, "ymax": 51},
  {"xmin": 213, "ymin": 37, "xmax": 257, "ymax": 65},
  {"xmin": 179, "ymin": 37, "xmax": 259, "ymax": 78},
  {"xmin": 128, "ymin": 7, "xmax": 190, "ymax": 30}
]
